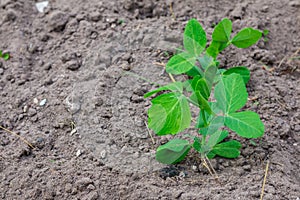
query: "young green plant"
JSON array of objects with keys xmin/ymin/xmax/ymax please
[
  {"xmin": 144, "ymin": 18, "xmax": 265, "ymax": 166},
  {"xmin": 0, "ymin": 50, "xmax": 10, "ymax": 61}
]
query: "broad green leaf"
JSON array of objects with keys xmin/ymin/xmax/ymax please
[
  {"xmin": 184, "ymin": 19, "xmax": 207, "ymax": 56},
  {"xmin": 211, "ymin": 140, "xmax": 242, "ymax": 158},
  {"xmin": 212, "ymin": 18, "xmax": 232, "ymax": 43},
  {"xmin": 0, "ymin": 50, "xmax": 2, "ymax": 57},
  {"xmin": 215, "ymin": 130, "xmax": 229, "ymax": 144},
  {"xmin": 207, "ymin": 151, "xmax": 216, "ymax": 159},
  {"xmin": 214, "ymin": 73, "xmax": 248, "ymax": 113},
  {"xmin": 199, "ymin": 116, "xmax": 224, "ymax": 135},
  {"xmin": 225, "ymin": 111, "xmax": 265, "ymax": 138},
  {"xmin": 183, "ymin": 79, "xmax": 194, "ymax": 92},
  {"xmin": 156, "ymin": 139, "xmax": 191, "ymax": 164},
  {"xmin": 186, "ymin": 65, "xmax": 203, "ymax": 77},
  {"xmin": 148, "ymin": 92, "xmax": 191, "ymax": 135},
  {"xmin": 166, "ymin": 52, "xmax": 196, "ymax": 75},
  {"xmin": 223, "ymin": 66, "xmax": 250, "ymax": 84},
  {"xmin": 204, "ymin": 64, "xmax": 217, "ymax": 90},
  {"xmin": 191, "ymin": 76, "xmax": 210, "ymax": 99},
  {"xmin": 206, "ymin": 41, "xmax": 229, "ymax": 58},
  {"xmin": 144, "ymin": 82, "xmax": 183, "ymax": 98},
  {"xmin": 198, "ymin": 54, "xmax": 215, "ymax": 70},
  {"xmin": 231, "ymin": 28, "xmax": 262, "ymax": 48},
  {"xmin": 204, "ymin": 130, "xmax": 222, "ymax": 152}
]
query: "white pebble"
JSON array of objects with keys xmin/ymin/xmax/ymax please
[
  {"xmin": 70, "ymin": 128, "xmax": 77, "ymax": 136},
  {"xmin": 76, "ymin": 150, "xmax": 82, "ymax": 157},
  {"xmin": 39, "ymin": 99, "xmax": 47, "ymax": 106}
]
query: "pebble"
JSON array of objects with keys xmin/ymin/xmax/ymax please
[
  {"xmin": 48, "ymin": 10, "xmax": 69, "ymax": 32},
  {"xmin": 0, "ymin": 68, "xmax": 4, "ymax": 75},
  {"xmin": 289, "ymin": 0, "xmax": 300, "ymax": 7},
  {"xmin": 66, "ymin": 60, "xmax": 81, "ymax": 70},
  {"xmin": 28, "ymin": 107, "xmax": 37, "ymax": 117},
  {"xmin": 39, "ymin": 99, "xmax": 47, "ymax": 106},
  {"xmin": 70, "ymin": 128, "xmax": 77, "ymax": 136},
  {"xmin": 100, "ymin": 150, "xmax": 106, "ymax": 159},
  {"xmin": 76, "ymin": 149, "xmax": 83, "ymax": 157},
  {"xmin": 33, "ymin": 98, "xmax": 39, "ymax": 104}
]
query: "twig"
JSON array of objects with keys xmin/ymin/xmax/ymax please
[
  {"xmin": 0, "ymin": 125, "xmax": 35, "ymax": 149},
  {"xmin": 205, "ymin": 155, "xmax": 219, "ymax": 180},
  {"xmin": 202, "ymin": 158, "xmax": 214, "ymax": 177},
  {"xmin": 144, "ymin": 121, "xmax": 155, "ymax": 145},
  {"xmin": 260, "ymin": 160, "xmax": 270, "ymax": 200},
  {"xmin": 169, "ymin": 2, "xmax": 176, "ymax": 20},
  {"xmin": 168, "ymin": 73, "xmax": 176, "ymax": 83},
  {"xmin": 287, "ymin": 48, "xmax": 300, "ymax": 64}
]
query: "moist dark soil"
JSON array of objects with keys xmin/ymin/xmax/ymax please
[{"xmin": 0, "ymin": 0, "xmax": 299, "ymax": 199}]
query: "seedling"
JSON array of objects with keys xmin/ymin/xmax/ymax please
[
  {"xmin": 144, "ymin": 18, "xmax": 265, "ymax": 168},
  {"xmin": 0, "ymin": 50, "xmax": 10, "ymax": 61}
]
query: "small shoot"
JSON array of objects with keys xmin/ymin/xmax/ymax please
[{"xmin": 144, "ymin": 18, "xmax": 265, "ymax": 172}]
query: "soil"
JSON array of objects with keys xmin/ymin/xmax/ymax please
[{"xmin": 0, "ymin": 0, "xmax": 299, "ymax": 199}]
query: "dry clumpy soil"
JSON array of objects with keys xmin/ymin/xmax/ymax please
[{"xmin": 0, "ymin": 0, "xmax": 299, "ymax": 199}]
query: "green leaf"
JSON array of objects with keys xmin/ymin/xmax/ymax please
[
  {"xmin": 156, "ymin": 139, "xmax": 191, "ymax": 164},
  {"xmin": 148, "ymin": 92, "xmax": 191, "ymax": 135},
  {"xmin": 212, "ymin": 18, "xmax": 232, "ymax": 43},
  {"xmin": 0, "ymin": 50, "xmax": 2, "ymax": 57},
  {"xmin": 199, "ymin": 116, "xmax": 224, "ymax": 135},
  {"xmin": 193, "ymin": 137, "xmax": 201, "ymax": 152},
  {"xmin": 144, "ymin": 82, "xmax": 183, "ymax": 98},
  {"xmin": 206, "ymin": 41, "xmax": 228, "ymax": 58},
  {"xmin": 223, "ymin": 66, "xmax": 250, "ymax": 84},
  {"xmin": 186, "ymin": 65, "xmax": 203, "ymax": 77},
  {"xmin": 211, "ymin": 140, "xmax": 242, "ymax": 158},
  {"xmin": 231, "ymin": 28, "xmax": 262, "ymax": 48},
  {"xmin": 198, "ymin": 54, "xmax": 216, "ymax": 71},
  {"xmin": 191, "ymin": 76, "xmax": 210, "ymax": 99},
  {"xmin": 184, "ymin": 19, "xmax": 207, "ymax": 56},
  {"xmin": 166, "ymin": 52, "xmax": 196, "ymax": 75},
  {"xmin": 224, "ymin": 111, "xmax": 265, "ymax": 138},
  {"xmin": 206, "ymin": 130, "xmax": 222, "ymax": 149},
  {"xmin": 204, "ymin": 64, "xmax": 217, "ymax": 90},
  {"xmin": 3, "ymin": 53, "xmax": 10, "ymax": 60},
  {"xmin": 214, "ymin": 73, "xmax": 248, "ymax": 113}
]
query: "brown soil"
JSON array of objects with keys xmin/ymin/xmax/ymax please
[{"xmin": 0, "ymin": 0, "xmax": 299, "ymax": 199}]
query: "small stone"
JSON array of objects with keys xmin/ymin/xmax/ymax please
[
  {"xmin": 70, "ymin": 128, "xmax": 77, "ymax": 136},
  {"xmin": 89, "ymin": 11, "xmax": 101, "ymax": 21},
  {"xmin": 39, "ymin": 99, "xmax": 47, "ymax": 106},
  {"xmin": 121, "ymin": 63, "xmax": 131, "ymax": 71},
  {"xmin": 87, "ymin": 184, "xmax": 95, "ymax": 190},
  {"xmin": 100, "ymin": 150, "xmax": 106, "ymax": 159},
  {"xmin": 3, "ymin": 9, "xmax": 17, "ymax": 22},
  {"xmin": 0, "ymin": 68, "xmax": 4, "ymax": 75},
  {"xmin": 192, "ymin": 165, "xmax": 198, "ymax": 171},
  {"xmin": 66, "ymin": 60, "xmax": 81, "ymax": 70},
  {"xmin": 23, "ymin": 105, "xmax": 28, "ymax": 113},
  {"xmin": 76, "ymin": 149, "xmax": 83, "ymax": 157},
  {"xmin": 48, "ymin": 10, "xmax": 69, "ymax": 32},
  {"xmin": 35, "ymin": 1, "xmax": 48, "ymax": 13},
  {"xmin": 289, "ymin": 0, "xmax": 300, "ymax": 7},
  {"xmin": 28, "ymin": 108, "xmax": 37, "ymax": 117},
  {"xmin": 65, "ymin": 183, "xmax": 72, "ymax": 193},
  {"xmin": 33, "ymin": 98, "xmax": 39, "ymax": 104}
]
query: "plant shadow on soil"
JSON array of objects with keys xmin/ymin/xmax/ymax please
[{"xmin": 0, "ymin": 0, "xmax": 299, "ymax": 199}]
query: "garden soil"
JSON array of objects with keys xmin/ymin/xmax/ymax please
[{"xmin": 0, "ymin": 0, "xmax": 299, "ymax": 199}]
